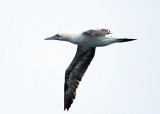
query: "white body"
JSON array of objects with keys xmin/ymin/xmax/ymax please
[{"xmin": 68, "ymin": 34, "xmax": 117, "ymax": 47}]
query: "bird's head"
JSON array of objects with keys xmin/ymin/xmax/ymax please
[{"xmin": 45, "ymin": 33, "xmax": 72, "ymax": 41}]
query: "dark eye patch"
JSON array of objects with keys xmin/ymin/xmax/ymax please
[
  {"xmin": 55, "ymin": 34, "xmax": 60, "ymax": 37},
  {"xmin": 55, "ymin": 34, "xmax": 62, "ymax": 37}
]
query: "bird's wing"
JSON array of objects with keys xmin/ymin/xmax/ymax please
[
  {"xmin": 64, "ymin": 46, "xmax": 96, "ymax": 110},
  {"xmin": 83, "ymin": 29, "xmax": 110, "ymax": 37}
]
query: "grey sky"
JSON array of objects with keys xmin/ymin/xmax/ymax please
[{"xmin": 0, "ymin": 0, "xmax": 160, "ymax": 113}]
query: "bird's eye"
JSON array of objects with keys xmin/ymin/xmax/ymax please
[
  {"xmin": 55, "ymin": 34, "xmax": 60, "ymax": 37},
  {"xmin": 55, "ymin": 34, "xmax": 62, "ymax": 37}
]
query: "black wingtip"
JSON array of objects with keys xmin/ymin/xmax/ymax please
[{"xmin": 64, "ymin": 107, "xmax": 70, "ymax": 111}]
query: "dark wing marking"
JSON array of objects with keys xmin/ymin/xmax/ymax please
[
  {"xmin": 83, "ymin": 29, "xmax": 110, "ymax": 37},
  {"xmin": 64, "ymin": 46, "xmax": 96, "ymax": 111}
]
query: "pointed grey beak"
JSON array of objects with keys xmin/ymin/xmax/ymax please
[{"xmin": 44, "ymin": 36, "xmax": 56, "ymax": 40}]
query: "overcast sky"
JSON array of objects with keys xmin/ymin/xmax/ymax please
[{"xmin": 0, "ymin": 0, "xmax": 160, "ymax": 114}]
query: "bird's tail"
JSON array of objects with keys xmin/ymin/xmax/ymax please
[{"xmin": 116, "ymin": 38, "xmax": 137, "ymax": 43}]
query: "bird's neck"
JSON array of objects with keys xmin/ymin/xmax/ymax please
[{"xmin": 63, "ymin": 34, "xmax": 76, "ymax": 42}]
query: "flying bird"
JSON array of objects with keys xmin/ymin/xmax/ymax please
[{"xmin": 45, "ymin": 29, "xmax": 136, "ymax": 111}]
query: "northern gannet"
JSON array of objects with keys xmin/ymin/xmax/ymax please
[{"xmin": 45, "ymin": 29, "xmax": 136, "ymax": 111}]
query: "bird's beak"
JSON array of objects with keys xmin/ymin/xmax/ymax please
[{"xmin": 44, "ymin": 36, "xmax": 56, "ymax": 40}]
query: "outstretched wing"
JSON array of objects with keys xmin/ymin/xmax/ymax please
[
  {"xmin": 83, "ymin": 29, "xmax": 111, "ymax": 37},
  {"xmin": 64, "ymin": 46, "xmax": 96, "ymax": 110}
]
